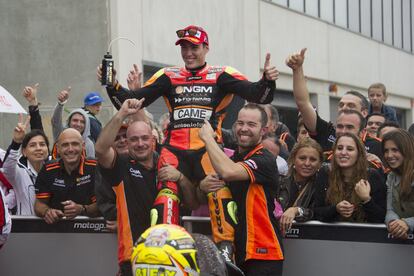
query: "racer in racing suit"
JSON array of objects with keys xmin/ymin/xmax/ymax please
[{"xmin": 101, "ymin": 25, "xmax": 279, "ymax": 261}]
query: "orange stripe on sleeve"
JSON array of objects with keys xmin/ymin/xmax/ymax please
[{"xmin": 239, "ymin": 162, "xmax": 255, "ymax": 183}]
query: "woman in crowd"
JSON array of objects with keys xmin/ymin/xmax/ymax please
[
  {"xmin": 278, "ymin": 137, "xmax": 323, "ymax": 233},
  {"xmin": 313, "ymin": 133, "xmax": 386, "ymax": 223},
  {"xmin": 2, "ymin": 116, "xmax": 49, "ymax": 215},
  {"xmin": 382, "ymin": 129, "xmax": 414, "ymax": 239}
]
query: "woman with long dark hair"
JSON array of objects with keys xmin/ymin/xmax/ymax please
[
  {"xmin": 313, "ymin": 133, "xmax": 386, "ymax": 222},
  {"xmin": 382, "ymin": 129, "xmax": 414, "ymax": 239}
]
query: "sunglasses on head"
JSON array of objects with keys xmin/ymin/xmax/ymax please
[{"xmin": 176, "ymin": 28, "xmax": 199, "ymax": 38}]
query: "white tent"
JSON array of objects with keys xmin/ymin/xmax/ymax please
[{"xmin": 0, "ymin": 85, "xmax": 26, "ymax": 114}]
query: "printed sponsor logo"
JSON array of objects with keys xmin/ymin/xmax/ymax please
[
  {"xmin": 173, "ymin": 108, "xmax": 212, "ymax": 121},
  {"xmin": 173, "ymin": 122, "xmax": 204, "ymax": 129},
  {"xmin": 213, "ymin": 192, "xmax": 223, "ymax": 233},
  {"xmin": 167, "ymin": 198, "xmax": 173, "ymax": 224},
  {"xmin": 73, "ymin": 222, "xmax": 106, "ymax": 232},
  {"xmin": 208, "ymin": 67, "xmax": 223, "ymax": 73},
  {"xmin": 328, "ymin": 135, "xmax": 336, "ymax": 144},
  {"xmin": 175, "ymin": 86, "xmax": 213, "ymax": 94},
  {"xmin": 52, "ymin": 178, "xmax": 65, "ymax": 187},
  {"xmin": 206, "ymin": 73, "xmax": 216, "ymax": 80},
  {"xmin": 135, "ymin": 267, "xmax": 177, "ymax": 276},
  {"xmin": 256, "ymin": 248, "xmax": 268, "ymax": 254},
  {"xmin": 259, "ymin": 87, "xmax": 270, "ymax": 103},
  {"xmin": 244, "ymin": 159, "xmax": 258, "ymax": 170},
  {"xmin": 174, "ymin": 97, "xmax": 211, "ymax": 104},
  {"xmin": 186, "ymin": 76, "xmax": 202, "ymax": 81},
  {"xmin": 130, "ymin": 168, "xmax": 143, "ymax": 178},
  {"xmin": 285, "ymin": 227, "xmax": 300, "ymax": 238},
  {"xmin": 76, "ymin": 174, "xmax": 91, "ymax": 186},
  {"xmin": 387, "ymin": 233, "xmax": 414, "ymax": 240}
]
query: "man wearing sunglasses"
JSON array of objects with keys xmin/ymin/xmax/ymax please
[{"xmin": 100, "ymin": 25, "xmax": 279, "ymax": 264}]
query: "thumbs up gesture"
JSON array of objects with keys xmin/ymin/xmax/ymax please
[
  {"xmin": 57, "ymin": 87, "xmax": 71, "ymax": 104},
  {"xmin": 285, "ymin": 48, "xmax": 307, "ymax": 71},
  {"xmin": 263, "ymin": 53, "xmax": 279, "ymax": 81},
  {"xmin": 22, "ymin": 83, "xmax": 39, "ymax": 106}
]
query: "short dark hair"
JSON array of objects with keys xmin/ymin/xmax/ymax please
[
  {"xmin": 22, "ymin": 129, "xmax": 50, "ymax": 151},
  {"xmin": 345, "ymin": 90, "xmax": 369, "ymax": 112},
  {"xmin": 366, "ymin": 112, "xmax": 386, "ymax": 126},
  {"xmin": 241, "ymin": 103, "xmax": 268, "ymax": 127},
  {"xmin": 338, "ymin": 109, "xmax": 366, "ymax": 132}
]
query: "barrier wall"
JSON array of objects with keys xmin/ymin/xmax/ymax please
[{"xmin": 0, "ymin": 216, "xmax": 412, "ymax": 276}]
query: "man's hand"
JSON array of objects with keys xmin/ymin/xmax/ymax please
[
  {"xmin": 158, "ymin": 165, "xmax": 182, "ymax": 182},
  {"xmin": 285, "ymin": 48, "xmax": 307, "ymax": 71},
  {"xmin": 22, "ymin": 83, "xmax": 39, "ymax": 106},
  {"xmin": 199, "ymin": 120, "xmax": 216, "ymax": 143},
  {"xmin": 355, "ymin": 179, "xmax": 371, "ymax": 202},
  {"xmin": 57, "ymin": 87, "xmax": 71, "ymax": 104},
  {"xmin": 106, "ymin": 220, "xmax": 117, "ymax": 232},
  {"xmin": 44, "ymin": 208, "xmax": 64, "ymax": 224},
  {"xmin": 97, "ymin": 64, "xmax": 117, "ymax": 85},
  {"xmin": 263, "ymin": 53, "xmax": 279, "ymax": 81},
  {"xmin": 199, "ymin": 174, "xmax": 225, "ymax": 194},
  {"xmin": 62, "ymin": 200, "xmax": 83, "ymax": 220},
  {"xmin": 388, "ymin": 219, "xmax": 409, "ymax": 239},
  {"xmin": 127, "ymin": 64, "xmax": 142, "ymax": 91},
  {"xmin": 118, "ymin": 98, "xmax": 145, "ymax": 119},
  {"xmin": 13, "ymin": 114, "xmax": 30, "ymax": 144},
  {"xmin": 336, "ymin": 200, "xmax": 355, "ymax": 218}
]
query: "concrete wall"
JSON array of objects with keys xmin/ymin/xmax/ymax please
[
  {"xmin": 1, "ymin": 0, "xmax": 413, "ymax": 148},
  {"xmin": 0, "ymin": 0, "xmax": 110, "ymax": 148},
  {"xmin": 110, "ymin": 0, "xmax": 414, "ymax": 123}
]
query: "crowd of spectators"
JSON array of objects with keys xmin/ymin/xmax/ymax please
[{"xmin": 0, "ymin": 44, "xmax": 414, "ymax": 275}]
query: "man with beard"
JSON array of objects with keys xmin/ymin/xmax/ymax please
[
  {"xmin": 95, "ymin": 99, "xmax": 198, "ymax": 276},
  {"xmin": 199, "ymin": 103, "xmax": 284, "ymax": 276}
]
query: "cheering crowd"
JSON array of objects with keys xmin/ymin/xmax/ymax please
[{"xmin": 1, "ymin": 25, "xmax": 414, "ymax": 275}]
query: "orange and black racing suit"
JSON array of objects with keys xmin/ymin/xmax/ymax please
[{"xmin": 106, "ymin": 63, "xmax": 275, "ymax": 245}]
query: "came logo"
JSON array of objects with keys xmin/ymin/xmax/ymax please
[{"xmin": 173, "ymin": 108, "xmax": 212, "ymax": 121}]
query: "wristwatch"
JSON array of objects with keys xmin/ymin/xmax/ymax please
[{"xmin": 297, "ymin": 207, "xmax": 304, "ymax": 217}]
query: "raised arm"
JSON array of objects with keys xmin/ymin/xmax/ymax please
[
  {"xmin": 286, "ymin": 48, "xmax": 317, "ymax": 132},
  {"xmin": 22, "ymin": 83, "xmax": 44, "ymax": 131},
  {"xmin": 218, "ymin": 53, "xmax": 278, "ymax": 104},
  {"xmin": 199, "ymin": 120, "xmax": 249, "ymax": 182},
  {"xmin": 95, "ymin": 98, "xmax": 144, "ymax": 168},
  {"xmin": 97, "ymin": 64, "xmax": 168, "ymax": 110},
  {"xmin": 51, "ymin": 87, "xmax": 70, "ymax": 141}
]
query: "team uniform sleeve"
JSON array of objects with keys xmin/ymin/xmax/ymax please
[
  {"xmin": 308, "ymin": 113, "xmax": 336, "ymax": 152},
  {"xmin": 106, "ymin": 69, "xmax": 171, "ymax": 109},
  {"xmin": 98, "ymin": 154, "xmax": 123, "ymax": 187},
  {"xmin": 35, "ymin": 167, "xmax": 52, "ymax": 201},
  {"xmin": 217, "ymin": 67, "xmax": 275, "ymax": 104},
  {"xmin": 238, "ymin": 152, "xmax": 278, "ymax": 187}
]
